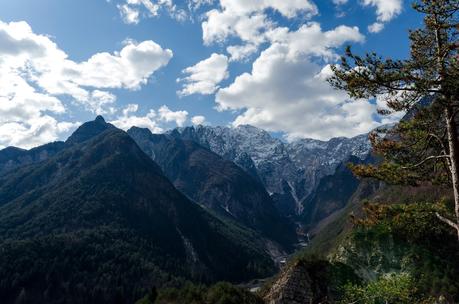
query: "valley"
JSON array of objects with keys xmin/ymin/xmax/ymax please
[
  {"xmin": 0, "ymin": 113, "xmax": 457, "ymax": 304},
  {"xmin": 0, "ymin": 115, "xmax": 375, "ymax": 303},
  {"xmin": 1, "ymin": 1, "xmax": 459, "ymax": 303}
]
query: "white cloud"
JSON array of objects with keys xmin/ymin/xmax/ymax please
[
  {"xmin": 363, "ymin": 0, "xmax": 402, "ymax": 22},
  {"xmin": 368, "ymin": 22, "xmax": 384, "ymax": 33},
  {"xmin": 191, "ymin": 115, "xmax": 207, "ymax": 125},
  {"xmin": 118, "ymin": 0, "xmax": 188, "ymax": 23},
  {"xmin": 227, "ymin": 44, "xmax": 258, "ymax": 62},
  {"xmin": 111, "ymin": 104, "xmax": 194, "ymax": 131},
  {"xmin": 332, "ymin": 0, "xmax": 402, "ymax": 32},
  {"xmin": 0, "ymin": 19, "xmax": 173, "ymax": 148},
  {"xmin": 266, "ymin": 22, "xmax": 364, "ymax": 60},
  {"xmin": 87, "ymin": 90, "xmax": 117, "ymax": 115},
  {"xmin": 188, "ymin": 0, "xmax": 214, "ymax": 10},
  {"xmin": 34, "ymin": 40, "xmax": 173, "ymax": 96},
  {"xmin": 111, "ymin": 104, "xmax": 164, "ymax": 133},
  {"xmin": 216, "ymin": 0, "xmax": 318, "ymax": 19},
  {"xmin": 0, "ymin": 20, "xmax": 173, "ymax": 102},
  {"xmin": 178, "ymin": 53, "xmax": 229, "ymax": 96},
  {"xmin": 158, "ymin": 105, "xmax": 189, "ymax": 127},
  {"xmin": 0, "ymin": 71, "xmax": 78, "ymax": 149},
  {"xmin": 0, "ymin": 117, "xmax": 80, "ymax": 150},
  {"xmin": 118, "ymin": 4, "xmax": 141, "ymax": 24},
  {"xmin": 362, "ymin": 0, "xmax": 402, "ymax": 32},
  {"xmin": 215, "ymin": 24, "xmax": 379, "ymax": 140},
  {"xmin": 201, "ymin": 0, "xmax": 318, "ymax": 61},
  {"xmin": 202, "ymin": 9, "xmax": 269, "ymax": 46}
]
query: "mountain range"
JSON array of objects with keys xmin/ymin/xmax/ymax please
[
  {"xmin": 0, "ymin": 118, "xmax": 276, "ymax": 303},
  {"xmin": 127, "ymin": 127, "xmax": 297, "ymax": 250},
  {"xmin": 0, "ymin": 116, "xmax": 376, "ymax": 304},
  {"xmin": 170, "ymin": 125, "xmax": 371, "ymax": 217}
]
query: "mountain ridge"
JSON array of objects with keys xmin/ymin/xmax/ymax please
[
  {"xmin": 169, "ymin": 124, "xmax": 371, "ymax": 217},
  {"xmin": 0, "ymin": 119, "xmax": 275, "ymax": 304},
  {"xmin": 128, "ymin": 126, "xmax": 297, "ymax": 250}
]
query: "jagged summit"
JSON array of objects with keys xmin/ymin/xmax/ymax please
[
  {"xmin": 0, "ymin": 121, "xmax": 275, "ymax": 303},
  {"xmin": 128, "ymin": 127, "xmax": 298, "ymax": 249},
  {"xmin": 66, "ymin": 115, "xmax": 115, "ymax": 145},
  {"xmin": 94, "ymin": 115, "xmax": 106, "ymax": 123},
  {"xmin": 170, "ymin": 124, "xmax": 372, "ymax": 216}
]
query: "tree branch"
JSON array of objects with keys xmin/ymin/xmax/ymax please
[
  {"xmin": 427, "ymin": 132, "xmax": 449, "ymax": 156},
  {"xmin": 402, "ymin": 155, "xmax": 451, "ymax": 169},
  {"xmin": 436, "ymin": 212, "xmax": 459, "ymax": 230}
]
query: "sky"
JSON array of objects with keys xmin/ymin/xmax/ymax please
[{"xmin": 0, "ymin": 0, "xmax": 423, "ymax": 149}]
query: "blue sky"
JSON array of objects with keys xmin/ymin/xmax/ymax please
[{"xmin": 0, "ymin": 0, "xmax": 422, "ymax": 148}]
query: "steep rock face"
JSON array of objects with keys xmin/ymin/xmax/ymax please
[
  {"xmin": 172, "ymin": 125, "xmax": 297, "ymax": 196},
  {"xmin": 128, "ymin": 127, "xmax": 297, "ymax": 249},
  {"xmin": 271, "ymin": 181, "xmax": 299, "ymax": 218},
  {"xmin": 0, "ymin": 120, "xmax": 274, "ymax": 304},
  {"xmin": 264, "ymin": 260, "xmax": 315, "ymax": 304},
  {"xmin": 171, "ymin": 125, "xmax": 371, "ymax": 216},
  {"xmin": 304, "ymin": 177, "xmax": 383, "ymax": 256},
  {"xmin": 301, "ymin": 156, "xmax": 366, "ymax": 228},
  {"xmin": 287, "ymin": 134, "xmax": 370, "ymax": 197},
  {"xmin": 263, "ymin": 260, "xmax": 359, "ymax": 304}
]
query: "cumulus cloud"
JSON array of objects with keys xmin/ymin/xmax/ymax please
[
  {"xmin": 187, "ymin": 0, "xmax": 214, "ymax": 10},
  {"xmin": 362, "ymin": 0, "xmax": 402, "ymax": 32},
  {"xmin": 111, "ymin": 104, "xmax": 164, "ymax": 133},
  {"xmin": 203, "ymin": 9, "xmax": 270, "ymax": 46},
  {"xmin": 201, "ymin": 0, "xmax": 318, "ymax": 61},
  {"xmin": 118, "ymin": 0, "xmax": 188, "ymax": 23},
  {"xmin": 331, "ymin": 0, "xmax": 402, "ymax": 32},
  {"xmin": 266, "ymin": 22, "xmax": 364, "ymax": 60},
  {"xmin": 111, "ymin": 104, "xmax": 200, "ymax": 131},
  {"xmin": 215, "ymin": 24, "xmax": 378, "ymax": 140},
  {"xmin": 158, "ymin": 105, "xmax": 189, "ymax": 126},
  {"xmin": 36, "ymin": 40, "xmax": 173, "ymax": 95},
  {"xmin": 178, "ymin": 53, "xmax": 229, "ymax": 96},
  {"xmin": 191, "ymin": 115, "xmax": 207, "ymax": 125},
  {"xmin": 227, "ymin": 44, "xmax": 258, "ymax": 62},
  {"xmin": 0, "ymin": 71, "xmax": 79, "ymax": 149},
  {"xmin": 0, "ymin": 19, "xmax": 172, "ymax": 148},
  {"xmin": 368, "ymin": 22, "xmax": 384, "ymax": 33},
  {"xmin": 118, "ymin": 3, "xmax": 141, "ymax": 24}
]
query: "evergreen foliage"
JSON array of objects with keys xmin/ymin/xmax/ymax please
[
  {"xmin": 330, "ymin": 0, "xmax": 459, "ymax": 238},
  {"xmin": 136, "ymin": 282, "xmax": 264, "ymax": 304},
  {"xmin": 340, "ymin": 202, "xmax": 459, "ymax": 302},
  {"xmin": 0, "ymin": 126, "xmax": 275, "ymax": 304}
]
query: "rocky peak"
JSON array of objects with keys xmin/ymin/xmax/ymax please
[
  {"xmin": 171, "ymin": 124, "xmax": 372, "ymax": 216},
  {"xmin": 66, "ymin": 116, "xmax": 115, "ymax": 145}
]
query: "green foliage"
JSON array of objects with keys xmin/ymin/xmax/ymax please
[
  {"xmin": 340, "ymin": 273, "xmax": 422, "ymax": 304},
  {"xmin": 344, "ymin": 202, "xmax": 459, "ymax": 302},
  {"xmin": 348, "ymin": 103, "xmax": 449, "ymax": 187},
  {"xmin": 137, "ymin": 282, "xmax": 264, "ymax": 304},
  {"xmin": 260, "ymin": 256, "xmax": 362, "ymax": 303},
  {"xmin": 0, "ymin": 128, "xmax": 275, "ymax": 304},
  {"xmin": 329, "ymin": 0, "xmax": 459, "ymax": 236}
]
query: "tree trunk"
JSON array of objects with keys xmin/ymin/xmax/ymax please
[{"xmin": 445, "ymin": 106, "xmax": 459, "ymax": 240}]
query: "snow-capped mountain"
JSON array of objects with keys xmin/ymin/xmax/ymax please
[{"xmin": 169, "ymin": 125, "xmax": 371, "ymax": 216}]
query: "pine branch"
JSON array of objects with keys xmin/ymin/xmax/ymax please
[
  {"xmin": 427, "ymin": 132, "xmax": 449, "ymax": 156},
  {"xmin": 436, "ymin": 212, "xmax": 459, "ymax": 230},
  {"xmin": 402, "ymin": 155, "xmax": 451, "ymax": 169}
]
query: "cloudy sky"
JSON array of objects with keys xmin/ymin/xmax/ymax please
[{"xmin": 0, "ymin": 0, "xmax": 421, "ymax": 148}]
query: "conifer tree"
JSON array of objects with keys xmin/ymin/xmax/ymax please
[{"xmin": 329, "ymin": 0, "xmax": 459, "ymax": 239}]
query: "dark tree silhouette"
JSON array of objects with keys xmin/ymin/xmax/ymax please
[{"xmin": 329, "ymin": 0, "xmax": 459, "ymax": 239}]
